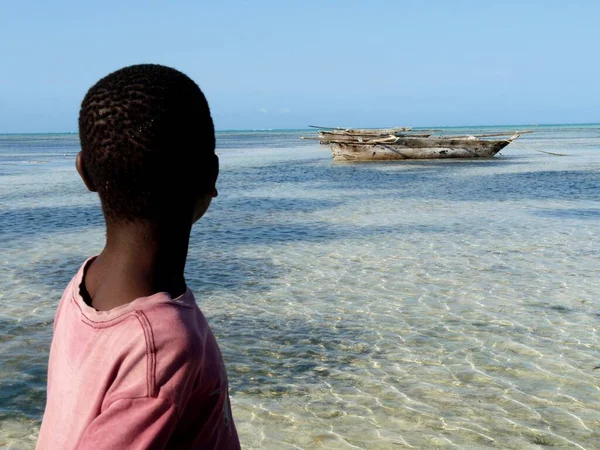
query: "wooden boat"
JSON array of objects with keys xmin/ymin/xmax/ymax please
[
  {"xmin": 330, "ymin": 134, "xmax": 521, "ymax": 161},
  {"xmin": 318, "ymin": 131, "xmax": 432, "ymax": 144},
  {"xmin": 304, "ymin": 125, "xmax": 432, "ymax": 144},
  {"xmin": 304, "ymin": 126, "xmax": 527, "ymax": 161},
  {"xmin": 315, "ymin": 126, "xmax": 413, "ymax": 136}
]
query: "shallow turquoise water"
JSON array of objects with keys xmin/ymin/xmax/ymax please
[{"xmin": 1, "ymin": 126, "xmax": 599, "ymax": 448}]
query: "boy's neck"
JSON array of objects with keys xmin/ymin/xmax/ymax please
[{"xmin": 85, "ymin": 220, "xmax": 192, "ymax": 311}]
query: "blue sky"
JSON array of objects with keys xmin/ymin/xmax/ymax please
[{"xmin": 1, "ymin": 0, "xmax": 598, "ymax": 132}]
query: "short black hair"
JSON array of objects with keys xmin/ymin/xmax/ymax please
[{"xmin": 79, "ymin": 64, "xmax": 216, "ymax": 223}]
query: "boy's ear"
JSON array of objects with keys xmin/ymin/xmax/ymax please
[{"xmin": 76, "ymin": 152, "xmax": 96, "ymax": 192}]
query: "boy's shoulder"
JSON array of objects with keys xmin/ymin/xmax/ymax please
[
  {"xmin": 63, "ymin": 260, "xmax": 215, "ymax": 363},
  {"xmin": 71, "ymin": 288, "xmax": 223, "ymax": 405},
  {"xmin": 60, "ymin": 266, "xmax": 222, "ymax": 393},
  {"xmin": 130, "ymin": 291, "xmax": 226, "ymax": 405},
  {"xmin": 99, "ymin": 289, "xmax": 216, "ymax": 367},
  {"xmin": 57, "ymin": 261, "xmax": 225, "ymax": 402},
  {"xmin": 139, "ymin": 289, "xmax": 215, "ymax": 360}
]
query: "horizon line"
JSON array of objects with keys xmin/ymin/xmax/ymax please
[{"xmin": 1, "ymin": 122, "xmax": 599, "ymax": 135}]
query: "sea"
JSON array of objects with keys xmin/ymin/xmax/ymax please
[{"xmin": 0, "ymin": 125, "xmax": 599, "ymax": 449}]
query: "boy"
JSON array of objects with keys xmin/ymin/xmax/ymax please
[{"xmin": 37, "ymin": 64, "xmax": 240, "ymax": 449}]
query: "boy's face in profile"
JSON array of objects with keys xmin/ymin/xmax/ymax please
[
  {"xmin": 191, "ymin": 152, "xmax": 219, "ymax": 223},
  {"xmin": 192, "ymin": 195, "xmax": 213, "ymax": 224}
]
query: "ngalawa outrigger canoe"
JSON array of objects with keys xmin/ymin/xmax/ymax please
[
  {"xmin": 330, "ymin": 134, "xmax": 521, "ymax": 161},
  {"xmin": 302, "ymin": 126, "xmax": 529, "ymax": 161}
]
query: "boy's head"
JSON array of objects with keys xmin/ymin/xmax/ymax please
[{"xmin": 77, "ymin": 64, "xmax": 218, "ymax": 225}]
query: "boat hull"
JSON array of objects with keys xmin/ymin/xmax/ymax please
[{"xmin": 330, "ymin": 137, "xmax": 514, "ymax": 161}]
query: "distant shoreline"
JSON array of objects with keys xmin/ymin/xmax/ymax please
[{"xmin": 1, "ymin": 122, "xmax": 600, "ymax": 136}]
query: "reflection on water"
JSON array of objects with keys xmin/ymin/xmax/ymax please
[{"xmin": 1, "ymin": 126, "xmax": 599, "ymax": 448}]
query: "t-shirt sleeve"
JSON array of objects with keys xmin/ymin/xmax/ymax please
[{"xmin": 75, "ymin": 397, "xmax": 178, "ymax": 450}]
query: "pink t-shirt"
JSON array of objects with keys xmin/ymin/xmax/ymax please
[{"xmin": 37, "ymin": 259, "xmax": 240, "ymax": 449}]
